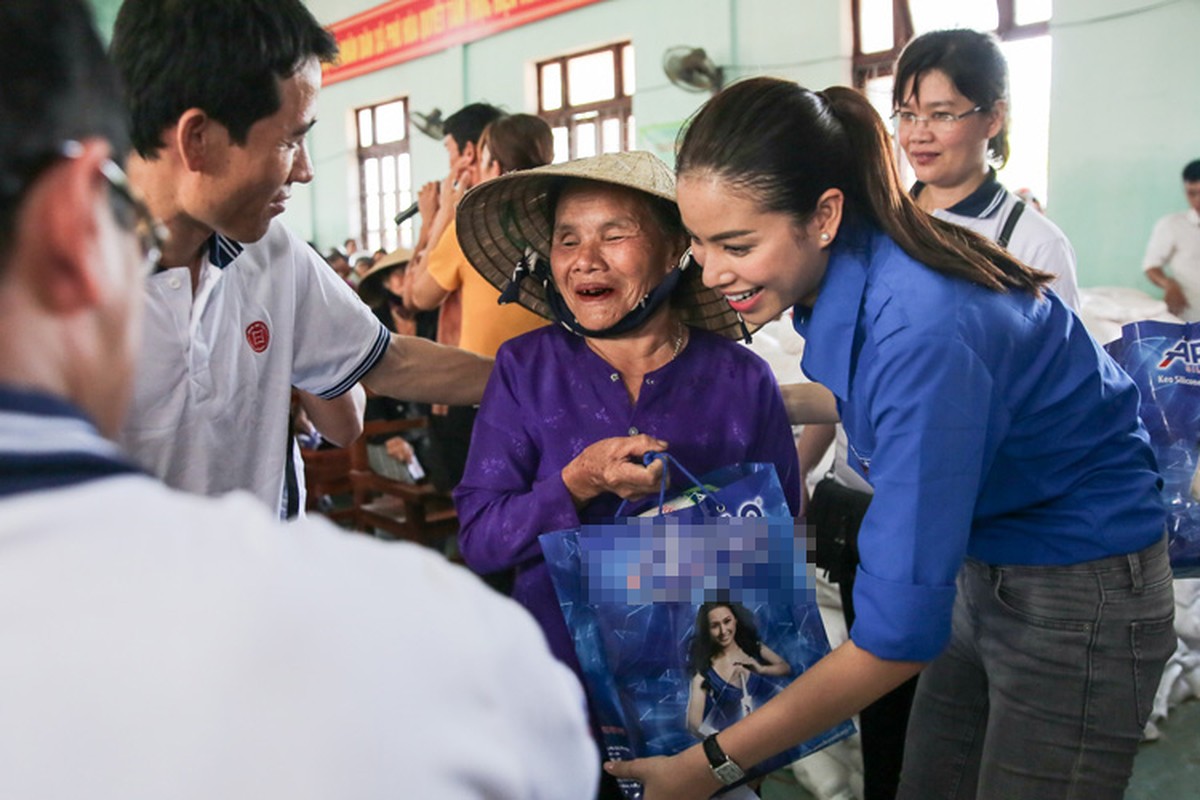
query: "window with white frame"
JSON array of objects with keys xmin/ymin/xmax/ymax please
[
  {"xmin": 356, "ymin": 97, "xmax": 413, "ymax": 253},
  {"xmin": 538, "ymin": 42, "xmax": 635, "ymax": 164},
  {"xmin": 853, "ymin": 0, "xmax": 1053, "ymax": 203}
]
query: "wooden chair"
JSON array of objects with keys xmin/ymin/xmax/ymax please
[
  {"xmin": 299, "ymin": 444, "xmax": 356, "ymax": 526},
  {"xmin": 348, "ymin": 417, "xmax": 459, "ymax": 549}
]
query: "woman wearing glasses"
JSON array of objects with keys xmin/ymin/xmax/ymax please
[
  {"xmin": 606, "ymin": 76, "xmax": 1173, "ymax": 800},
  {"xmin": 893, "ymin": 28, "xmax": 1079, "ymax": 308}
]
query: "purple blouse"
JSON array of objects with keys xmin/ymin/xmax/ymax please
[{"xmin": 454, "ymin": 325, "xmax": 801, "ymax": 675}]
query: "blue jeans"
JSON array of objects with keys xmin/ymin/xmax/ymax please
[{"xmin": 897, "ymin": 536, "xmax": 1175, "ymax": 800}]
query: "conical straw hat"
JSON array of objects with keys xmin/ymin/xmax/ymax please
[{"xmin": 455, "ymin": 151, "xmax": 746, "ymax": 340}]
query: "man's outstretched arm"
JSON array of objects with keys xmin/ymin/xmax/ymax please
[{"xmin": 361, "ymin": 334, "xmax": 492, "ymax": 406}]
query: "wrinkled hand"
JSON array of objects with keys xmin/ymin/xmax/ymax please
[
  {"xmin": 384, "ymin": 436, "xmax": 414, "ymax": 463},
  {"xmin": 561, "ymin": 435, "xmax": 667, "ymax": 506},
  {"xmin": 1164, "ymin": 278, "xmax": 1189, "ymax": 317},
  {"xmin": 604, "ymin": 752, "xmax": 716, "ymax": 800}
]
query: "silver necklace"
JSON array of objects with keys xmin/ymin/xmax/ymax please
[{"xmin": 670, "ymin": 324, "xmax": 688, "ymax": 361}]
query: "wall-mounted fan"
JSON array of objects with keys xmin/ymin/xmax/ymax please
[
  {"xmin": 662, "ymin": 46, "xmax": 723, "ymax": 94},
  {"xmin": 411, "ymin": 108, "xmax": 445, "ymax": 140}
]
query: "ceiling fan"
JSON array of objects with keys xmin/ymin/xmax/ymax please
[
  {"xmin": 662, "ymin": 46, "xmax": 723, "ymax": 94},
  {"xmin": 410, "ymin": 108, "xmax": 445, "ymax": 140}
]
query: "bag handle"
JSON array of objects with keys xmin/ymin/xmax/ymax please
[{"xmin": 614, "ymin": 452, "xmax": 726, "ymax": 517}]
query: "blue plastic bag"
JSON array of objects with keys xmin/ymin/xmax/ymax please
[
  {"xmin": 1106, "ymin": 320, "xmax": 1200, "ymax": 575},
  {"xmin": 540, "ymin": 455, "xmax": 854, "ymax": 799}
]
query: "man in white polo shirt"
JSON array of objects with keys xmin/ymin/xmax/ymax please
[
  {"xmin": 109, "ymin": 0, "xmax": 493, "ymax": 514},
  {"xmin": 0, "ymin": 2, "xmax": 597, "ymax": 797},
  {"xmin": 1144, "ymin": 159, "xmax": 1200, "ymax": 321}
]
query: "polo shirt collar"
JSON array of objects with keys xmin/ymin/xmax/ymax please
[
  {"xmin": 207, "ymin": 233, "xmax": 245, "ymax": 269},
  {"xmin": 0, "ymin": 385, "xmax": 140, "ymax": 498},
  {"xmin": 912, "ymin": 168, "xmax": 1006, "ymax": 219},
  {"xmin": 792, "ymin": 231, "xmax": 872, "ymax": 401},
  {"xmin": 1188, "ymin": 208, "xmax": 1200, "ymax": 226}
]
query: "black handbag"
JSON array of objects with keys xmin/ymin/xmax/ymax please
[{"xmin": 806, "ymin": 475, "xmax": 872, "ymax": 585}]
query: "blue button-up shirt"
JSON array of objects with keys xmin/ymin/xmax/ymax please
[{"xmin": 795, "ymin": 226, "xmax": 1164, "ymax": 661}]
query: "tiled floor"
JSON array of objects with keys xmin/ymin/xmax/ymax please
[
  {"xmin": 1128, "ymin": 698, "xmax": 1200, "ymax": 798},
  {"xmin": 762, "ymin": 697, "xmax": 1200, "ymax": 799}
]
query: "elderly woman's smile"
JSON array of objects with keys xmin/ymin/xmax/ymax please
[{"xmin": 550, "ymin": 183, "xmax": 675, "ymax": 332}]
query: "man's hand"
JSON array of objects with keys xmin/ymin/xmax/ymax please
[
  {"xmin": 1164, "ymin": 277, "xmax": 1189, "ymax": 317},
  {"xmin": 417, "ymin": 180, "xmax": 440, "ymax": 223}
]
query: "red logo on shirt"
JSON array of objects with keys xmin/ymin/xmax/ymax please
[{"xmin": 245, "ymin": 321, "xmax": 270, "ymax": 353}]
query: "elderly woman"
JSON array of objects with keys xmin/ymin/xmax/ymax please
[{"xmin": 452, "ymin": 152, "xmax": 801, "ymax": 680}]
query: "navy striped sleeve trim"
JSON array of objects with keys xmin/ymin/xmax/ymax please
[
  {"xmin": 316, "ymin": 323, "xmax": 391, "ymax": 399},
  {"xmin": 0, "ymin": 452, "xmax": 141, "ymax": 499}
]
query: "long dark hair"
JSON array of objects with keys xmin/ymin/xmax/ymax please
[
  {"xmin": 893, "ymin": 29, "xmax": 1010, "ymax": 167},
  {"xmin": 675, "ymin": 77, "xmax": 1050, "ymax": 295},
  {"xmin": 688, "ymin": 602, "xmax": 766, "ymax": 680}
]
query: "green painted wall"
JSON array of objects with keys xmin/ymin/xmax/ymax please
[
  {"xmin": 296, "ymin": 0, "xmax": 848, "ymax": 250},
  {"xmin": 87, "ymin": 0, "xmax": 1199, "ymax": 293},
  {"xmin": 1050, "ymin": 0, "xmax": 1200, "ymax": 289},
  {"xmin": 85, "ymin": 0, "xmax": 121, "ymax": 42}
]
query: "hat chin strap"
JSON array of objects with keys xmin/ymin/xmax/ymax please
[{"xmin": 545, "ymin": 267, "xmax": 683, "ymax": 339}]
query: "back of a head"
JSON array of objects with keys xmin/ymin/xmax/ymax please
[
  {"xmin": 443, "ymin": 103, "xmax": 504, "ymax": 150},
  {"xmin": 0, "ymin": 0, "xmax": 128, "ymax": 259},
  {"xmin": 481, "ymin": 114, "xmax": 554, "ymax": 173},
  {"xmin": 893, "ymin": 29, "xmax": 1010, "ymax": 166},
  {"xmin": 110, "ymin": 0, "xmax": 337, "ymax": 158}
]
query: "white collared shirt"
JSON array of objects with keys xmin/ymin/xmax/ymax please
[
  {"xmin": 1143, "ymin": 208, "xmax": 1200, "ymax": 322},
  {"xmin": 119, "ymin": 219, "xmax": 389, "ymax": 512}
]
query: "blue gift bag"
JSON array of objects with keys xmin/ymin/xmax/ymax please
[
  {"xmin": 540, "ymin": 455, "xmax": 855, "ymax": 799},
  {"xmin": 1106, "ymin": 320, "xmax": 1200, "ymax": 575}
]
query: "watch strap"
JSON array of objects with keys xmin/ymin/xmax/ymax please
[{"xmin": 702, "ymin": 733, "xmax": 745, "ymax": 785}]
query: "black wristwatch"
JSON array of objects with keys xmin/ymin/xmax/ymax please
[{"xmin": 702, "ymin": 733, "xmax": 746, "ymax": 786}]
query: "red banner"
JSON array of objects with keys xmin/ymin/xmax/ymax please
[{"xmin": 323, "ymin": 0, "xmax": 607, "ymax": 86}]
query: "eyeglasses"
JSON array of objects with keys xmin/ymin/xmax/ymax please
[
  {"xmin": 75, "ymin": 142, "xmax": 167, "ymax": 275},
  {"xmin": 890, "ymin": 106, "xmax": 984, "ymax": 131},
  {"xmin": 2, "ymin": 140, "xmax": 166, "ymax": 275}
]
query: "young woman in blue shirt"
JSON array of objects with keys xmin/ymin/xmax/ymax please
[{"xmin": 607, "ymin": 76, "xmax": 1174, "ymax": 800}]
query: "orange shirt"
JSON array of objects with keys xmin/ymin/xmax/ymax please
[{"xmin": 425, "ymin": 219, "xmax": 547, "ymax": 357}]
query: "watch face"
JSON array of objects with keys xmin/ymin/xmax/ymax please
[{"xmin": 713, "ymin": 759, "xmax": 745, "ymax": 785}]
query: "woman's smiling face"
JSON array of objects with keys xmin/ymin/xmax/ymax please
[
  {"xmin": 707, "ymin": 605, "xmax": 738, "ymax": 649},
  {"xmin": 677, "ymin": 173, "xmax": 837, "ymax": 324}
]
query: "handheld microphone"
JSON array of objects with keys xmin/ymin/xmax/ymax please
[{"xmin": 394, "ymin": 201, "xmax": 420, "ymax": 226}]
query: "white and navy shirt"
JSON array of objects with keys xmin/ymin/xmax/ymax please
[
  {"xmin": 914, "ymin": 171, "xmax": 1081, "ymax": 311},
  {"xmin": 1143, "ymin": 208, "xmax": 1200, "ymax": 322},
  {"xmin": 119, "ymin": 219, "xmax": 390, "ymax": 513},
  {"xmin": 0, "ymin": 387, "xmax": 599, "ymax": 800}
]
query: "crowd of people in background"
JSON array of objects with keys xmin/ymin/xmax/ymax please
[{"xmin": 1, "ymin": 1, "xmax": 1195, "ymax": 799}]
